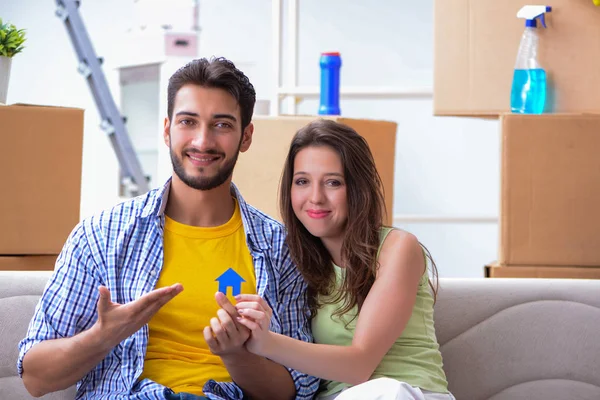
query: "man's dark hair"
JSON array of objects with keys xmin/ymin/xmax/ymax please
[{"xmin": 167, "ymin": 57, "xmax": 256, "ymax": 130}]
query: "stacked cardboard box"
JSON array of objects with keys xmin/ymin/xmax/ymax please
[
  {"xmin": 434, "ymin": 0, "xmax": 600, "ymax": 116},
  {"xmin": 434, "ymin": 0, "xmax": 600, "ymax": 278},
  {"xmin": 485, "ymin": 262, "xmax": 600, "ymax": 279},
  {"xmin": 0, "ymin": 104, "xmax": 84, "ymax": 271},
  {"xmin": 233, "ymin": 116, "xmax": 397, "ymax": 225}
]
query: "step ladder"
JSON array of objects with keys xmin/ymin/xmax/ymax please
[{"xmin": 55, "ymin": 0, "xmax": 150, "ymax": 196}]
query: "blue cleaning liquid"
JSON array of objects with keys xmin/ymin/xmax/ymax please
[{"xmin": 510, "ymin": 68, "xmax": 547, "ymax": 114}]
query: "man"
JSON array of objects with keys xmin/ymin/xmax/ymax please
[{"xmin": 18, "ymin": 57, "xmax": 319, "ymax": 400}]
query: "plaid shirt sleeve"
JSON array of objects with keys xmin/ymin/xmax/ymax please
[
  {"xmin": 274, "ymin": 240, "xmax": 320, "ymax": 400},
  {"xmin": 17, "ymin": 221, "xmax": 103, "ymax": 377}
]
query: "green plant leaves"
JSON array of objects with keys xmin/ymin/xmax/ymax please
[{"xmin": 0, "ymin": 18, "xmax": 27, "ymax": 57}]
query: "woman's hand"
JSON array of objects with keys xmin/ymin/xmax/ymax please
[{"xmin": 234, "ymin": 294, "xmax": 274, "ymax": 356}]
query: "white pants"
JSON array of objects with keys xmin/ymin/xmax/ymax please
[{"xmin": 319, "ymin": 378, "xmax": 456, "ymax": 400}]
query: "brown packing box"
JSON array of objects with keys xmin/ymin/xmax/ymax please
[
  {"xmin": 0, "ymin": 104, "xmax": 83, "ymax": 254},
  {"xmin": 0, "ymin": 255, "xmax": 57, "ymax": 271},
  {"xmin": 434, "ymin": 0, "xmax": 600, "ymax": 116},
  {"xmin": 485, "ymin": 262, "xmax": 600, "ymax": 279},
  {"xmin": 233, "ymin": 116, "xmax": 397, "ymax": 224},
  {"xmin": 499, "ymin": 114, "xmax": 600, "ymax": 266}
]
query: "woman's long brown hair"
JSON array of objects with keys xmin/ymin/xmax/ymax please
[{"xmin": 279, "ymin": 119, "xmax": 439, "ymax": 318}]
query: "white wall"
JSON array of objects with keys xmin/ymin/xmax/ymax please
[{"xmin": 1, "ymin": 0, "xmax": 501, "ymax": 277}]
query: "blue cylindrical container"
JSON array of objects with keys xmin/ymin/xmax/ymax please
[{"xmin": 318, "ymin": 52, "xmax": 341, "ymax": 115}]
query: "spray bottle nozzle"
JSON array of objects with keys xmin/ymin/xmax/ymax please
[
  {"xmin": 518, "ymin": 5, "xmax": 552, "ymax": 28},
  {"xmin": 539, "ymin": 13, "xmax": 547, "ymax": 28}
]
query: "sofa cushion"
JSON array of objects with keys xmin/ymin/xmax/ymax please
[
  {"xmin": 0, "ymin": 271, "xmax": 74, "ymax": 399},
  {"xmin": 434, "ymin": 278, "xmax": 600, "ymax": 400}
]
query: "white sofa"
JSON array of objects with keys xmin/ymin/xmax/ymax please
[{"xmin": 1, "ymin": 271, "xmax": 599, "ymax": 399}]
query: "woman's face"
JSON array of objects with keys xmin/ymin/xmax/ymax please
[{"xmin": 290, "ymin": 145, "xmax": 348, "ymax": 241}]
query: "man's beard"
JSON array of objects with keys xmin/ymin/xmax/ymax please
[{"xmin": 170, "ymin": 139, "xmax": 241, "ymax": 191}]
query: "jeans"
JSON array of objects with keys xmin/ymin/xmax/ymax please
[{"xmin": 164, "ymin": 390, "xmax": 208, "ymax": 400}]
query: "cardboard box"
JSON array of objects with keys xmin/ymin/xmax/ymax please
[
  {"xmin": 233, "ymin": 116, "xmax": 397, "ymax": 224},
  {"xmin": 485, "ymin": 262, "xmax": 600, "ymax": 279},
  {"xmin": 0, "ymin": 104, "xmax": 83, "ymax": 254},
  {"xmin": 499, "ymin": 114, "xmax": 600, "ymax": 266},
  {"xmin": 434, "ymin": 0, "xmax": 600, "ymax": 116},
  {"xmin": 0, "ymin": 255, "xmax": 57, "ymax": 271}
]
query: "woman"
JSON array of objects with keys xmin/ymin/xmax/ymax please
[{"xmin": 235, "ymin": 119, "xmax": 454, "ymax": 400}]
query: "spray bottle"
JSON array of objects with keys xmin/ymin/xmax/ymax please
[{"xmin": 510, "ymin": 5, "xmax": 552, "ymax": 114}]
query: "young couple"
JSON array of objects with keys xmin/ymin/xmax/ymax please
[{"xmin": 18, "ymin": 57, "xmax": 454, "ymax": 400}]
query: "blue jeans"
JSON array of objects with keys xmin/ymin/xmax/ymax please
[{"xmin": 164, "ymin": 391, "xmax": 208, "ymax": 400}]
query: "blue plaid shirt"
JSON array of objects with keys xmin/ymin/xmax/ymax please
[{"xmin": 18, "ymin": 180, "xmax": 319, "ymax": 400}]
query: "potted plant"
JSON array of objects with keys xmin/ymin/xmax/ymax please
[{"xmin": 0, "ymin": 18, "xmax": 26, "ymax": 104}]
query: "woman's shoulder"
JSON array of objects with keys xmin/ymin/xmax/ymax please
[
  {"xmin": 377, "ymin": 228, "xmax": 425, "ymax": 274},
  {"xmin": 380, "ymin": 227, "xmax": 420, "ymax": 252}
]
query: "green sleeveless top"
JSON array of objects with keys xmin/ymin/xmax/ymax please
[{"xmin": 311, "ymin": 227, "xmax": 449, "ymax": 397}]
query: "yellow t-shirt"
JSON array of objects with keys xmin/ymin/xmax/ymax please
[{"xmin": 139, "ymin": 200, "xmax": 257, "ymax": 395}]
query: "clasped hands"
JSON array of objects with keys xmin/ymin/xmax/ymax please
[{"xmin": 203, "ymin": 292, "xmax": 273, "ymax": 358}]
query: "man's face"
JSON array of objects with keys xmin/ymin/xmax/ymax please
[{"xmin": 164, "ymin": 85, "xmax": 253, "ymax": 191}]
